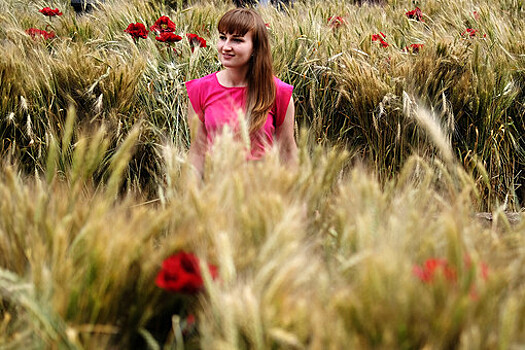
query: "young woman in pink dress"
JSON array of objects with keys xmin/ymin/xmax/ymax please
[{"xmin": 185, "ymin": 8, "xmax": 297, "ymax": 176}]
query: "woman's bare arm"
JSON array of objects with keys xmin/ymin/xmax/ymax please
[
  {"xmin": 187, "ymin": 101, "xmax": 207, "ymax": 177},
  {"xmin": 275, "ymin": 97, "xmax": 298, "ymax": 167}
]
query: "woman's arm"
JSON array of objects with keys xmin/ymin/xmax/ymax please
[
  {"xmin": 187, "ymin": 101, "xmax": 207, "ymax": 177},
  {"xmin": 275, "ymin": 97, "xmax": 298, "ymax": 167}
]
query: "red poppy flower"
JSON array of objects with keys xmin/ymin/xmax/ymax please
[
  {"xmin": 405, "ymin": 43, "xmax": 424, "ymax": 53},
  {"xmin": 124, "ymin": 23, "xmax": 149, "ymax": 40},
  {"xmin": 186, "ymin": 33, "xmax": 207, "ymax": 52},
  {"xmin": 371, "ymin": 32, "xmax": 386, "ymax": 41},
  {"xmin": 405, "ymin": 7, "xmax": 424, "ymax": 21},
  {"xmin": 461, "ymin": 28, "xmax": 486, "ymax": 38},
  {"xmin": 473, "ymin": 11, "xmax": 480, "ymax": 20},
  {"xmin": 150, "ymin": 15, "xmax": 177, "ymax": 34},
  {"xmin": 155, "ymin": 251, "xmax": 218, "ymax": 294},
  {"xmin": 39, "ymin": 7, "xmax": 62, "ymax": 16},
  {"xmin": 26, "ymin": 28, "xmax": 55, "ymax": 40},
  {"xmin": 156, "ymin": 32, "xmax": 182, "ymax": 43},
  {"xmin": 328, "ymin": 16, "xmax": 346, "ymax": 28},
  {"xmin": 415, "ymin": 256, "xmax": 490, "ymax": 300},
  {"xmin": 463, "ymin": 255, "xmax": 490, "ymax": 281},
  {"xmin": 186, "ymin": 313, "xmax": 195, "ymax": 325},
  {"xmin": 413, "ymin": 258, "xmax": 457, "ymax": 283},
  {"xmin": 462, "ymin": 28, "xmax": 477, "ymax": 37},
  {"xmin": 480, "ymin": 262, "xmax": 489, "ymax": 280},
  {"xmin": 464, "ymin": 255, "xmax": 490, "ymax": 299},
  {"xmin": 372, "ymin": 32, "xmax": 389, "ymax": 48},
  {"xmin": 182, "ymin": 314, "xmax": 196, "ymax": 336}
]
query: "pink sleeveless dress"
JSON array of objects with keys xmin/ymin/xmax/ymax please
[{"xmin": 185, "ymin": 72, "xmax": 293, "ymax": 159}]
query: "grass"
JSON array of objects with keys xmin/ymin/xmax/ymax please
[
  {"xmin": 1, "ymin": 0, "xmax": 524, "ymax": 207},
  {"xmin": 2, "ymin": 121, "xmax": 524, "ymax": 348},
  {"xmin": 0, "ymin": 0, "xmax": 524, "ymax": 348}
]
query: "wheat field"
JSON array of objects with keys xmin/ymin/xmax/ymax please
[{"xmin": 0, "ymin": 0, "xmax": 524, "ymax": 348}]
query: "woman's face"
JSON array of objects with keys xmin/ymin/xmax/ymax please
[{"xmin": 217, "ymin": 31, "xmax": 254, "ymax": 69}]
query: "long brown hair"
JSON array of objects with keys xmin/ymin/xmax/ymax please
[{"xmin": 218, "ymin": 8, "xmax": 276, "ymax": 134}]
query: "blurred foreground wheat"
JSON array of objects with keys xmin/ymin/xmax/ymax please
[{"xmin": 1, "ymin": 106, "xmax": 524, "ymax": 348}]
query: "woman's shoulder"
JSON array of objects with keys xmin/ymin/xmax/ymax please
[
  {"xmin": 186, "ymin": 71, "xmax": 218, "ymax": 86},
  {"xmin": 273, "ymin": 76, "xmax": 294, "ymax": 91},
  {"xmin": 272, "ymin": 76, "xmax": 294, "ymax": 126},
  {"xmin": 273, "ymin": 76, "xmax": 294, "ymax": 99}
]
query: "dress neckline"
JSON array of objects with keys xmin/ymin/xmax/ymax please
[{"xmin": 214, "ymin": 71, "xmax": 247, "ymax": 89}]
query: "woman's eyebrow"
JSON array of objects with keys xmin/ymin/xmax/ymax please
[{"xmin": 218, "ymin": 31, "xmax": 246, "ymax": 38}]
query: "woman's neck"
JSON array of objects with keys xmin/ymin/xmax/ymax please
[{"xmin": 217, "ymin": 68, "xmax": 249, "ymax": 87}]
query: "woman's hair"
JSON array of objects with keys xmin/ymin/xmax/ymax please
[{"xmin": 218, "ymin": 8, "xmax": 275, "ymax": 134}]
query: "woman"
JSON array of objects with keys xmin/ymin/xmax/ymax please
[{"xmin": 185, "ymin": 8, "xmax": 297, "ymax": 176}]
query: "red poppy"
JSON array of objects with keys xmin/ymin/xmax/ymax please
[
  {"xmin": 415, "ymin": 256, "xmax": 490, "ymax": 300},
  {"xmin": 473, "ymin": 11, "xmax": 480, "ymax": 20},
  {"xmin": 155, "ymin": 251, "xmax": 218, "ymax": 294},
  {"xmin": 182, "ymin": 313, "xmax": 196, "ymax": 336},
  {"xmin": 371, "ymin": 32, "xmax": 386, "ymax": 41},
  {"xmin": 26, "ymin": 28, "xmax": 55, "ymax": 40},
  {"xmin": 186, "ymin": 33, "xmax": 207, "ymax": 52},
  {"xmin": 124, "ymin": 23, "xmax": 149, "ymax": 40},
  {"xmin": 150, "ymin": 15, "xmax": 177, "ymax": 34},
  {"xmin": 372, "ymin": 32, "xmax": 389, "ymax": 48},
  {"xmin": 405, "ymin": 43, "xmax": 424, "ymax": 53},
  {"xmin": 156, "ymin": 32, "xmax": 182, "ymax": 43},
  {"xmin": 480, "ymin": 262, "xmax": 489, "ymax": 280},
  {"xmin": 186, "ymin": 313, "xmax": 195, "ymax": 325},
  {"xmin": 463, "ymin": 255, "xmax": 489, "ymax": 281},
  {"xmin": 461, "ymin": 28, "xmax": 486, "ymax": 38},
  {"xmin": 413, "ymin": 258, "xmax": 457, "ymax": 283},
  {"xmin": 462, "ymin": 28, "xmax": 477, "ymax": 37},
  {"xmin": 328, "ymin": 16, "xmax": 346, "ymax": 28},
  {"xmin": 405, "ymin": 7, "xmax": 424, "ymax": 21},
  {"xmin": 39, "ymin": 7, "xmax": 62, "ymax": 16},
  {"xmin": 464, "ymin": 255, "xmax": 490, "ymax": 299}
]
